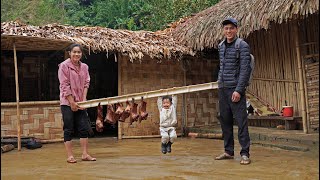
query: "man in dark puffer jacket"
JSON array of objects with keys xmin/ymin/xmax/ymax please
[{"xmin": 215, "ymin": 17, "xmax": 251, "ymax": 165}]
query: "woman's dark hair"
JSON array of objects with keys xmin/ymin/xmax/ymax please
[
  {"xmin": 68, "ymin": 44, "xmax": 83, "ymax": 52},
  {"xmin": 162, "ymin": 96, "xmax": 172, "ymax": 103}
]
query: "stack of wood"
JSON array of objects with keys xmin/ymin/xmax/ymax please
[
  {"xmin": 1, "ymin": 144, "xmax": 14, "ymax": 153},
  {"xmin": 305, "ymin": 61, "xmax": 319, "ymax": 131}
]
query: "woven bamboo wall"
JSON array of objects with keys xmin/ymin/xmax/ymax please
[
  {"xmin": 118, "ymin": 55, "xmax": 185, "ymax": 136},
  {"xmin": 1, "ymin": 102, "xmax": 63, "ymax": 139},
  {"xmin": 184, "ymin": 57, "xmax": 219, "ymax": 127},
  {"xmin": 119, "ymin": 55, "xmax": 220, "ymax": 136},
  {"xmin": 246, "ymin": 20, "xmax": 302, "ymax": 116}
]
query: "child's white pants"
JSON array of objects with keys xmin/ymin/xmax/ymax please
[{"xmin": 160, "ymin": 127, "xmax": 177, "ymax": 144}]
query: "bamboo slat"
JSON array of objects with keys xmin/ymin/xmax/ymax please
[
  {"xmin": 294, "ymin": 21, "xmax": 308, "ymax": 133},
  {"xmin": 252, "ymin": 78, "xmax": 299, "ymax": 83},
  {"xmin": 1, "ymin": 100, "xmax": 60, "ymax": 107},
  {"xmin": 13, "ymin": 42, "xmax": 22, "ymax": 151},
  {"xmin": 122, "ymin": 133, "xmax": 182, "ymax": 139}
]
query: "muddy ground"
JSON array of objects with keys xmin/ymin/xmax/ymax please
[{"xmin": 1, "ymin": 137, "xmax": 319, "ymax": 180}]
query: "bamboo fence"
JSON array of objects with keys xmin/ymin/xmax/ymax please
[{"xmin": 247, "ymin": 21, "xmax": 302, "ymax": 116}]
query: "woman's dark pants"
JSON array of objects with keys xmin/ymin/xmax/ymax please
[{"xmin": 61, "ymin": 105, "xmax": 91, "ymax": 142}]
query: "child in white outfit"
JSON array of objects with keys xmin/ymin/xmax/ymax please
[{"xmin": 157, "ymin": 95, "xmax": 177, "ymax": 154}]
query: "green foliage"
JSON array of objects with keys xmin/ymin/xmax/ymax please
[
  {"xmin": 1, "ymin": 0, "xmax": 65, "ymax": 25},
  {"xmin": 1, "ymin": 0, "xmax": 219, "ymax": 31}
]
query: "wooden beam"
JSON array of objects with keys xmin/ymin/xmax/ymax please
[
  {"xmin": 78, "ymin": 82, "xmax": 219, "ymax": 109},
  {"xmin": 13, "ymin": 41, "xmax": 22, "ymax": 151},
  {"xmin": 1, "ymin": 100, "xmax": 60, "ymax": 107},
  {"xmin": 247, "ymin": 115, "xmax": 301, "ymax": 121},
  {"xmin": 294, "ymin": 22, "xmax": 308, "ymax": 134},
  {"xmin": 252, "ymin": 77, "xmax": 299, "ymax": 83},
  {"xmin": 122, "ymin": 133, "xmax": 182, "ymax": 139}
]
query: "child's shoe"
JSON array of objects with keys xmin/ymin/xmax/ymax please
[
  {"xmin": 161, "ymin": 143, "xmax": 167, "ymax": 154},
  {"xmin": 166, "ymin": 142, "xmax": 172, "ymax": 153}
]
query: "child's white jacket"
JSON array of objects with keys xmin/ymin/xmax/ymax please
[{"xmin": 157, "ymin": 95, "xmax": 177, "ymax": 128}]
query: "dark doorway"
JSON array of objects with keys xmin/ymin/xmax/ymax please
[{"xmin": 81, "ymin": 52, "xmax": 118, "ymax": 137}]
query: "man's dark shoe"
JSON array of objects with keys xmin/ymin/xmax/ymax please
[
  {"xmin": 161, "ymin": 143, "xmax": 167, "ymax": 154},
  {"xmin": 166, "ymin": 142, "xmax": 172, "ymax": 153}
]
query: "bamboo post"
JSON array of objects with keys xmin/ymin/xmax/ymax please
[
  {"xmin": 301, "ymin": 46, "xmax": 310, "ymax": 132},
  {"xmin": 117, "ymin": 53, "xmax": 122, "ymax": 140},
  {"xmin": 294, "ymin": 22, "xmax": 308, "ymax": 133},
  {"xmin": 182, "ymin": 59, "xmax": 187, "ymax": 136},
  {"xmin": 13, "ymin": 41, "xmax": 22, "ymax": 150}
]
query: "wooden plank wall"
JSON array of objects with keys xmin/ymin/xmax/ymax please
[{"xmin": 299, "ymin": 13, "xmax": 319, "ymax": 131}]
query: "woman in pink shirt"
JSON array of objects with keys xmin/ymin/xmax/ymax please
[{"xmin": 58, "ymin": 44, "xmax": 96, "ymax": 163}]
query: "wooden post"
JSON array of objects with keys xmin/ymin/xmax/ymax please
[
  {"xmin": 117, "ymin": 53, "xmax": 122, "ymax": 140},
  {"xmin": 294, "ymin": 22, "xmax": 308, "ymax": 133},
  {"xmin": 182, "ymin": 60, "xmax": 188, "ymax": 135},
  {"xmin": 13, "ymin": 41, "xmax": 22, "ymax": 150},
  {"xmin": 301, "ymin": 47, "xmax": 310, "ymax": 132}
]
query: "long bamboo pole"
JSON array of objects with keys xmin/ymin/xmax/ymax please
[
  {"xmin": 294, "ymin": 22, "xmax": 308, "ymax": 134},
  {"xmin": 13, "ymin": 41, "xmax": 22, "ymax": 151},
  {"xmin": 78, "ymin": 82, "xmax": 218, "ymax": 109}
]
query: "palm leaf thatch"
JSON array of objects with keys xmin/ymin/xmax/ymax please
[
  {"xmin": 169, "ymin": 0, "xmax": 319, "ymax": 50},
  {"xmin": 1, "ymin": 21, "xmax": 195, "ymax": 61}
]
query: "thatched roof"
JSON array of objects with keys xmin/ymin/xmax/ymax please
[
  {"xmin": 1, "ymin": 21, "xmax": 195, "ymax": 61},
  {"xmin": 169, "ymin": 0, "xmax": 319, "ymax": 50}
]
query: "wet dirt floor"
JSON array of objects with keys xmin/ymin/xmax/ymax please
[{"xmin": 1, "ymin": 137, "xmax": 319, "ymax": 180}]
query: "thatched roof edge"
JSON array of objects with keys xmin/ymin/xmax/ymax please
[
  {"xmin": 170, "ymin": 0, "xmax": 319, "ymax": 50},
  {"xmin": 1, "ymin": 21, "xmax": 195, "ymax": 61}
]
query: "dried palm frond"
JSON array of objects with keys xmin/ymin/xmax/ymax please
[
  {"xmin": 1, "ymin": 21, "xmax": 195, "ymax": 61},
  {"xmin": 166, "ymin": 0, "xmax": 319, "ymax": 50}
]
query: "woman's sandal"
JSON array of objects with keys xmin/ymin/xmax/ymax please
[
  {"xmin": 82, "ymin": 155, "xmax": 96, "ymax": 161},
  {"xmin": 240, "ymin": 155, "xmax": 251, "ymax": 165},
  {"xmin": 214, "ymin": 153, "xmax": 234, "ymax": 160},
  {"xmin": 67, "ymin": 157, "xmax": 77, "ymax": 163}
]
